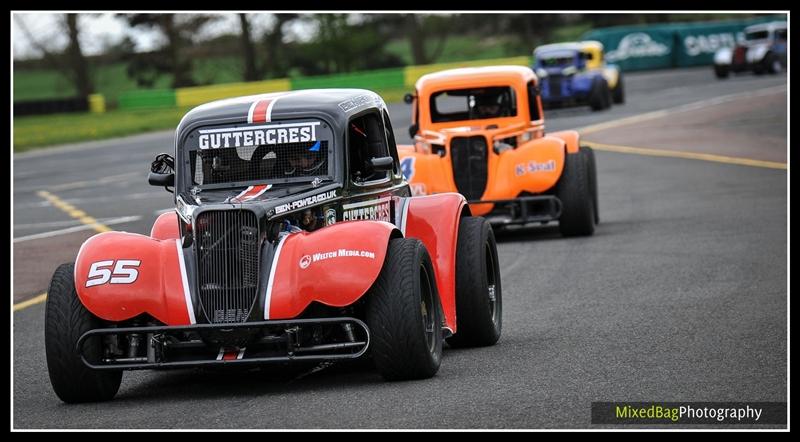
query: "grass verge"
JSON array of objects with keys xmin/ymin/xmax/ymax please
[{"xmin": 13, "ymin": 107, "xmax": 191, "ymax": 152}]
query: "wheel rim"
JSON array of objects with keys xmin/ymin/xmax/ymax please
[
  {"xmin": 485, "ymin": 242, "xmax": 499, "ymax": 326},
  {"xmin": 419, "ymin": 264, "xmax": 436, "ymax": 353}
]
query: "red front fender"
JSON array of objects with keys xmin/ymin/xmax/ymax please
[
  {"xmin": 266, "ymin": 221, "xmax": 398, "ymax": 319},
  {"xmin": 75, "ymin": 232, "xmax": 194, "ymax": 325}
]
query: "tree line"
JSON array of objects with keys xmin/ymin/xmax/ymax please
[{"xmin": 15, "ymin": 13, "xmax": 756, "ymax": 100}]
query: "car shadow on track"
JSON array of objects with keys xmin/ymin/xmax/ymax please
[
  {"xmin": 493, "ymin": 224, "xmax": 563, "ymax": 243},
  {"xmin": 115, "ymin": 359, "xmax": 389, "ymax": 402}
]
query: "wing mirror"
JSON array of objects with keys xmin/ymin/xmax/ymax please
[
  {"xmin": 408, "ymin": 123, "xmax": 419, "ymax": 139},
  {"xmin": 148, "ymin": 153, "xmax": 175, "ymax": 192},
  {"xmin": 403, "ymin": 93, "xmax": 415, "ymax": 104},
  {"xmin": 369, "ymin": 156, "xmax": 394, "ymax": 171}
]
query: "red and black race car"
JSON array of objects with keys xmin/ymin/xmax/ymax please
[{"xmin": 44, "ymin": 89, "xmax": 503, "ymax": 402}]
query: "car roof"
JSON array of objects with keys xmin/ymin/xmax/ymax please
[
  {"xmin": 415, "ymin": 65, "xmax": 536, "ymax": 91},
  {"xmin": 745, "ymin": 21, "xmax": 787, "ymax": 33},
  {"xmin": 176, "ymin": 88, "xmax": 387, "ymax": 135},
  {"xmin": 534, "ymin": 40, "xmax": 603, "ymax": 55}
]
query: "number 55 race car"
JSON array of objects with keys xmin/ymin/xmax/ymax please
[{"xmin": 44, "ymin": 89, "xmax": 503, "ymax": 403}]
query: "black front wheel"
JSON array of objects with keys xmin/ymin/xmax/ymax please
[
  {"xmin": 366, "ymin": 238, "xmax": 443, "ymax": 380},
  {"xmin": 714, "ymin": 64, "xmax": 730, "ymax": 79},
  {"xmin": 45, "ymin": 263, "xmax": 122, "ymax": 403},
  {"xmin": 447, "ymin": 216, "xmax": 502, "ymax": 348}
]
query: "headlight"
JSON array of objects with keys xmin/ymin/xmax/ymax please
[{"xmin": 176, "ymin": 195, "xmax": 196, "ymax": 223}]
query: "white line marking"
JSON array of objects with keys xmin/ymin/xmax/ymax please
[
  {"xmin": 13, "ymin": 216, "xmax": 141, "ymax": 242},
  {"xmin": 578, "ymin": 84, "xmax": 787, "ymax": 135},
  {"xmin": 399, "ymin": 198, "xmax": 410, "ymax": 236},
  {"xmin": 264, "ymin": 235, "xmax": 288, "ymax": 320},
  {"xmin": 175, "ymin": 239, "xmax": 196, "ymax": 324},
  {"xmin": 15, "ymin": 172, "xmax": 142, "ymax": 193},
  {"xmin": 18, "ymin": 191, "xmax": 167, "ymax": 209}
]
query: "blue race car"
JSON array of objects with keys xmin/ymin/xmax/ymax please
[{"xmin": 533, "ymin": 41, "xmax": 624, "ymax": 111}]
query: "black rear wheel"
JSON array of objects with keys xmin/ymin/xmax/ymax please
[
  {"xmin": 765, "ymin": 52, "xmax": 782, "ymax": 74},
  {"xmin": 366, "ymin": 238, "xmax": 442, "ymax": 380},
  {"xmin": 580, "ymin": 146, "xmax": 599, "ymax": 224},
  {"xmin": 45, "ymin": 263, "xmax": 122, "ymax": 403},
  {"xmin": 556, "ymin": 150, "xmax": 595, "ymax": 236},
  {"xmin": 447, "ymin": 216, "xmax": 502, "ymax": 348},
  {"xmin": 612, "ymin": 74, "xmax": 625, "ymax": 104}
]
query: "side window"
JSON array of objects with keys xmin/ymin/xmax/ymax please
[
  {"xmin": 383, "ymin": 110, "xmax": 400, "ymax": 175},
  {"xmin": 527, "ymin": 80, "xmax": 542, "ymax": 122},
  {"xmin": 348, "ymin": 111, "xmax": 390, "ymax": 184}
]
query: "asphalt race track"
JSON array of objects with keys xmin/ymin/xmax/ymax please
[{"xmin": 12, "ymin": 67, "xmax": 787, "ymax": 429}]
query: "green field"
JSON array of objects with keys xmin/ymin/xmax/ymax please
[
  {"xmin": 13, "ymin": 107, "xmax": 191, "ymax": 152},
  {"xmin": 14, "ymin": 56, "xmax": 246, "ymax": 104},
  {"xmin": 12, "ymin": 87, "xmax": 410, "ymax": 152}
]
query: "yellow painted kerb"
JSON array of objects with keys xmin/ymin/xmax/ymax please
[{"xmin": 175, "ymin": 78, "xmax": 292, "ymax": 107}]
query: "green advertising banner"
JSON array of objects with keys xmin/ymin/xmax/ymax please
[
  {"xmin": 582, "ymin": 15, "xmax": 786, "ymax": 71},
  {"xmin": 583, "ymin": 26, "xmax": 677, "ymax": 71},
  {"xmin": 673, "ymin": 16, "xmax": 786, "ymax": 67}
]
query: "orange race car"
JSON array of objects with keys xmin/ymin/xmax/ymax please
[{"xmin": 398, "ymin": 65, "xmax": 598, "ymax": 236}]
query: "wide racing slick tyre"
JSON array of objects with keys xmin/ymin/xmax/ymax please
[
  {"xmin": 446, "ymin": 216, "xmax": 502, "ymax": 348},
  {"xmin": 45, "ymin": 263, "xmax": 122, "ymax": 403},
  {"xmin": 714, "ymin": 64, "xmax": 730, "ymax": 79},
  {"xmin": 589, "ymin": 77, "xmax": 611, "ymax": 111},
  {"xmin": 765, "ymin": 52, "xmax": 782, "ymax": 74},
  {"xmin": 612, "ymin": 73, "xmax": 625, "ymax": 104},
  {"xmin": 556, "ymin": 150, "xmax": 595, "ymax": 237},
  {"xmin": 580, "ymin": 145, "xmax": 599, "ymax": 224},
  {"xmin": 366, "ymin": 238, "xmax": 443, "ymax": 380}
]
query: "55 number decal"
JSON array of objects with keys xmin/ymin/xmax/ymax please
[{"xmin": 86, "ymin": 260, "xmax": 141, "ymax": 287}]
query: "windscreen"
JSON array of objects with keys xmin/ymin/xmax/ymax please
[
  {"xmin": 183, "ymin": 119, "xmax": 334, "ymax": 189},
  {"xmin": 430, "ymin": 86, "xmax": 517, "ymax": 123},
  {"xmin": 538, "ymin": 55, "xmax": 575, "ymax": 67},
  {"xmin": 746, "ymin": 30, "xmax": 770, "ymax": 41}
]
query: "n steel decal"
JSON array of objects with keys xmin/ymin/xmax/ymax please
[
  {"xmin": 342, "ymin": 197, "xmax": 392, "ymax": 222},
  {"xmin": 274, "ymin": 190, "xmax": 337, "ymax": 215}
]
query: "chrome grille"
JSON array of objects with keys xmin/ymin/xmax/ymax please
[
  {"xmin": 450, "ymin": 136, "xmax": 488, "ymax": 201},
  {"xmin": 548, "ymin": 75, "xmax": 563, "ymax": 98},
  {"xmin": 195, "ymin": 210, "xmax": 260, "ymax": 323}
]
